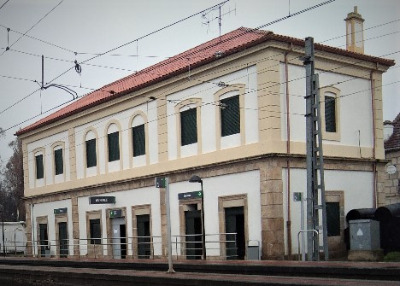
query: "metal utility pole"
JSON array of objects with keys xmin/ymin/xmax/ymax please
[
  {"xmin": 156, "ymin": 177, "xmax": 174, "ymax": 273},
  {"xmin": 303, "ymin": 37, "xmax": 328, "ymax": 261}
]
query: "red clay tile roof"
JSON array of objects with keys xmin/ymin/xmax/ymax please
[
  {"xmin": 385, "ymin": 113, "xmax": 400, "ymax": 152},
  {"xmin": 15, "ymin": 27, "xmax": 395, "ymax": 136}
]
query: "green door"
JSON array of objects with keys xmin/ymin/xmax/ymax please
[
  {"xmin": 225, "ymin": 207, "xmax": 245, "ymax": 260},
  {"xmin": 137, "ymin": 214, "xmax": 151, "ymax": 258},
  {"xmin": 59, "ymin": 222, "xmax": 68, "ymax": 258},
  {"xmin": 185, "ymin": 210, "xmax": 202, "ymax": 259},
  {"xmin": 39, "ymin": 224, "xmax": 48, "ymax": 257}
]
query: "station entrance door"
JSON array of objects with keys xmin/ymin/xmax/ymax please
[
  {"xmin": 225, "ymin": 207, "xmax": 245, "ymax": 260},
  {"xmin": 111, "ymin": 218, "xmax": 126, "ymax": 259}
]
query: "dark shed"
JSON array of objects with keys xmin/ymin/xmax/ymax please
[
  {"xmin": 375, "ymin": 203, "xmax": 400, "ymax": 222},
  {"xmin": 346, "ymin": 208, "xmax": 376, "ymax": 222}
]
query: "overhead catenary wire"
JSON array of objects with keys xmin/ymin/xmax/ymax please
[
  {"xmin": 1, "ymin": 20, "xmax": 398, "ymax": 121},
  {"xmin": 9, "ymin": 43, "xmax": 400, "ymax": 162},
  {"xmin": 0, "ymin": 1, "xmax": 232, "ymax": 118},
  {"xmin": 2, "ymin": 0, "xmax": 396, "ymax": 140},
  {"xmin": 15, "ymin": 73, "xmax": 399, "ymax": 167},
  {"xmin": 10, "ymin": 13, "xmax": 400, "ymax": 165},
  {"xmin": 0, "ymin": 0, "xmax": 11, "ymax": 11},
  {"xmin": 0, "ymin": 0, "xmax": 64, "ymax": 57}
]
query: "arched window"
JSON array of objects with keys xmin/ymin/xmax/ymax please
[
  {"xmin": 131, "ymin": 116, "xmax": 146, "ymax": 157},
  {"xmin": 321, "ymin": 87, "xmax": 341, "ymax": 141},
  {"xmin": 53, "ymin": 145, "xmax": 63, "ymax": 175},
  {"xmin": 85, "ymin": 130, "xmax": 97, "ymax": 168},
  {"xmin": 35, "ymin": 152, "xmax": 44, "ymax": 179},
  {"xmin": 180, "ymin": 106, "xmax": 197, "ymax": 146},
  {"xmin": 107, "ymin": 123, "xmax": 120, "ymax": 162}
]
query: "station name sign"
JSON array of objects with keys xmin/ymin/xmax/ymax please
[
  {"xmin": 178, "ymin": 191, "xmax": 203, "ymax": 200},
  {"xmin": 89, "ymin": 196, "xmax": 116, "ymax": 205}
]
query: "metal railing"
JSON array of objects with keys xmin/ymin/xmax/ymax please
[
  {"xmin": 24, "ymin": 233, "xmax": 240, "ymax": 260},
  {"xmin": 297, "ymin": 229, "xmax": 319, "ymax": 261}
]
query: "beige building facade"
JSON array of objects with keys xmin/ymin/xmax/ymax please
[{"xmin": 17, "ymin": 27, "xmax": 394, "ymax": 260}]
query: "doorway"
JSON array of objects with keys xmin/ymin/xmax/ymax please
[
  {"xmin": 58, "ymin": 222, "xmax": 68, "ymax": 258},
  {"xmin": 225, "ymin": 207, "xmax": 245, "ymax": 260},
  {"xmin": 111, "ymin": 218, "xmax": 126, "ymax": 259},
  {"xmin": 137, "ymin": 214, "xmax": 151, "ymax": 258},
  {"xmin": 185, "ymin": 209, "xmax": 202, "ymax": 259},
  {"xmin": 39, "ymin": 223, "xmax": 48, "ymax": 257}
]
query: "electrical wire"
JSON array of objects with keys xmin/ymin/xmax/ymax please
[
  {"xmin": 0, "ymin": 0, "xmax": 64, "ymax": 56},
  {"xmin": 0, "ymin": 0, "xmax": 11, "ymax": 11},
  {"xmin": 1, "ymin": 21, "xmax": 398, "ymax": 121},
  {"xmin": 0, "ymin": 0, "xmax": 336, "ymax": 118},
  {"xmin": 3, "ymin": 1, "xmax": 396, "ymax": 141}
]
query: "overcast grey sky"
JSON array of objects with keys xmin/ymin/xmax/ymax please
[{"xmin": 0, "ymin": 0, "xmax": 399, "ymax": 163}]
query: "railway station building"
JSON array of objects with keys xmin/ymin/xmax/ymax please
[{"xmin": 17, "ymin": 21, "xmax": 394, "ymax": 260}]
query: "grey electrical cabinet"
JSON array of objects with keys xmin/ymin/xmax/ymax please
[{"xmin": 349, "ymin": 219, "xmax": 380, "ymax": 251}]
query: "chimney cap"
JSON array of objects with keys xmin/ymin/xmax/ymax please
[{"xmin": 345, "ymin": 6, "xmax": 364, "ymax": 22}]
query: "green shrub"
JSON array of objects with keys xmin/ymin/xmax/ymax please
[{"xmin": 384, "ymin": 252, "xmax": 400, "ymax": 262}]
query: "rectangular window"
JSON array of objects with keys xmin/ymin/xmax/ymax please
[
  {"xmin": 181, "ymin": 108, "xmax": 197, "ymax": 146},
  {"xmin": 221, "ymin": 95, "xmax": 240, "ymax": 137},
  {"xmin": 54, "ymin": 148, "xmax": 63, "ymax": 175},
  {"xmin": 89, "ymin": 219, "xmax": 101, "ymax": 245},
  {"xmin": 326, "ymin": 202, "xmax": 340, "ymax": 236},
  {"xmin": 86, "ymin": 139, "xmax": 97, "ymax": 168},
  {"xmin": 132, "ymin": 125, "xmax": 145, "ymax": 157},
  {"xmin": 325, "ymin": 96, "xmax": 336, "ymax": 133},
  {"xmin": 108, "ymin": 131, "xmax": 120, "ymax": 162},
  {"xmin": 35, "ymin": 154, "xmax": 44, "ymax": 179}
]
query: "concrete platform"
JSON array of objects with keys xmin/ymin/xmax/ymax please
[{"xmin": 0, "ymin": 258, "xmax": 399, "ymax": 286}]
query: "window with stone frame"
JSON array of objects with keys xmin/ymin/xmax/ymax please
[
  {"xmin": 54, "ymin": 148, "xmax": 63, "ymax": 175},
  {"xmin": 132, "ymin": 124, "xmax": 145, "ymax": 157},
  {"xmin": 107, "ymin": 131, "xmax": 120, "ymax": 162},
  {"xmin": 220, "ymin": 95, "xmax": 240, "ymax": 137},
  {"xmin": 325, "ymin": 95, "xmax": 337, "ymax": 133},
  {"xmin": 35, "ymin": 154, "xmax": 44, "ymax": 179},
  {"xmin": 86, "ymin": 138, "xmax": 97, "ymax": 168},
  {"xmin": 180, "ymin": 108, "xmax": 197, "ymax": 146}
]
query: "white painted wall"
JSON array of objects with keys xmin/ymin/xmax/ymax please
[
  {"xmin": 31, "ymin": 199, "xmax": 73, "ymax": 257},
  {"xmin": 77, "ymin": 186, "xmax": 161, "ymax": 257},
  {"xmin": 282, "ymin": 168, "xmax": 374, "ymax": 255},
  {"xmin": 27, "ymin": 131, "xmax": 70, "ymax": 189},
  {"xmin": 74, "ymin": 100, "xmax": 158, "ymax": 180},
  {"xmin": 167, "ymin": 66, "xmax": 258, "ymax": 160},
  {"xmin": 169, "ymin": 170, "xmax": 262, "ymax": 258},
  {"xmin": 280, "ymin": 63, "xmax": 373, "ymax": 147}
]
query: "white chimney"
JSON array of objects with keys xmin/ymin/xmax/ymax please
[{"xmin": 345, "ymin": 6, "xmax": 365, "ymax": 54}]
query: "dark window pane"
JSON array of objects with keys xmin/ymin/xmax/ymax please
[
  {"xmin": 54, "ymin": 148, "xmax": 63, "ymax": 175},
  {"xmin": 221, "ymin": 95, "xmax": 240, "ymax": 137},
  {"xmin": 181, "ymin": 108, "xmax": 197, "ymax": 146},
  {"xmin": 325, "ymin": 96, "xmax": 336, "ymax": 133},
  {"xmin": 108, "ymin": 131, "xmax": 120, "ymax": 162},
  {"xmin": 326, "ymin": 202, "xmax": 340, "ymax": 236},
  {"xmin": 132, "ymin": 125, "xmax": 145, "ymax": 157},
  {"xmin": 36, "ymin": 154, "xmax": 44, "ymax": 179},
  {"xmin": 86, "ymin": 139, "xmax": 97, "ymax": 168},
  {"xmin": 90, "ymin": 219, "xmax": 101, "ymax": 245}
]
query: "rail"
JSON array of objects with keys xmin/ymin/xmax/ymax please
[
  {"xmin": 25, "ymin": 233, "xmax": 240, "ymax": 260},
  {"xmin": 297, "ymin": 229, "xmax": 319, "ymax": 261}
]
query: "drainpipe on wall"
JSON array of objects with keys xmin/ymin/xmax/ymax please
[
  {"xmin": 370, "ymin": 70, "xmax": 377, "ymax": 208},
  {"xmin": 31, "ymin": 202, "xmax": 35, "ymax": 257},
  {"xmin": 284, "ymin": 50, "xmax": 292, "ymax": 258}
]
